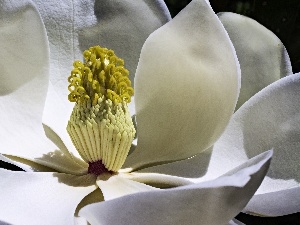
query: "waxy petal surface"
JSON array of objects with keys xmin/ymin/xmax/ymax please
[
  {"xmin": 0, "ymin": 153, "xmax": 52, "ymax": 172},
  {"xmin": 0, "ymin": 169, "xmax": 96, "ymax": 225},
  {"xmin": 204, "ymin": 73, "xmax": 300, "ymax": 215},
  {"xmin": 97, "ymin": 175, "xmax": 158, "ymax": 201},
  {"xmin": 0, "ymin": 0, "xmax": 57, "ymax": 162},
  {"xmin": 32, "ymin": 0, "xmax": 171, "ymax": 108},
  {"xmin": 245, "ymin": 186, "xmax": 300, "ymax": 216},
  {"xmin": 219, "ymin": 13, "xmax": 292, "ymax": 109},
  {"xmin": 135, "ymin": 146, "xmax": 213, "ymax": 178},
  {"xmin": 119, "ymin": 171, "xmax": 193, "ymax": 188},
  {"xmin": 125, "ymin": 0, "xmax": 240, "ymax": 170},
  {"xmin": 80, "ymin": 151, "xmax": 272, "ymax": 225}
]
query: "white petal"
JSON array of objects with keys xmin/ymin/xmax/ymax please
[
  {"xmin": 204, "ymin": 73, "xmax": 300, "ymax": 215},
  {"xmin": 218, "ymin": 13, "xmax": 292, "ymax": 109},
  {"xmin": 33, "ymin": 149, "xmax": 89, "ymax": 175},
  {"xmin": 0, "ymin": 220, "xmax": 11, "ymax": 225},
  {"xmin": 0, "ymin": 153, "xmax": 52, "ymax": 172},
  {"xmin": 119, "ymin": 171, "xmax": 193, "ymax": 188},
  {"xmin": 0, "ymin": 169, "xmax": 96, "ymax": 225},
  {"xmin": 74, "ymin": 217, "xmax": 89, "ymax": 225},
  {"xmin": 125, "ymin": 0, "xmax": 240, "ymax": 169},
  {"xmin": 32, "ymin": 0, "xmax": 170, "ymax": 106},
  {"xmin": 245, "ymin": 186, "xmax": 300, "ymax": 216},
  {"xmin": 79, "ymin": 151, "xmax": 272, "ymax": 225},
  {"xmin": 3, "ymin": 148, "xmax": 88, "ymax": 175},
  {"xmin": 0, "ymin": 1, "xmax": 60, "ymax": 161},
  {"xmin": 134, "ymin": 146, "xmax": 213, "ymax": 178},
  {"xmin": 97, "ymin": 174, "xmax": 158, "ymax": 201},
  {"xmin": 128, "ymin": 96, "xmax": 136, "ymax": 116}
]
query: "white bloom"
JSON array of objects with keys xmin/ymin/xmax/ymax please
[{"xmin": 0, "ymin": 0, "xmax": 298, "ymax": 225}]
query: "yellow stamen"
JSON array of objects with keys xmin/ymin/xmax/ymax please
[
  {"xmin": 67, "ymin": 45, "xmax": 135, "ymax": 173},
  {"xmin": 67, "ymin": 46, "xmax": 133, "ymax": 105}
]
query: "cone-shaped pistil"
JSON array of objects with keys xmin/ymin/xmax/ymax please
[{"xmin": 67, "ymin": 46, "xmax": 135, "ymax": 175}]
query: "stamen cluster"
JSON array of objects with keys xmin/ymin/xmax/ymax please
[
  {"xmin": 67, "ymin": 45, "xmax": 136, "ymax": 174},
  {"xmin": 68, "ymin": 46, "xmax": 133, "ymax": 105},
  {"xmin": 67, "ymin": 96, "xmax": 135, "ymax": 172}
]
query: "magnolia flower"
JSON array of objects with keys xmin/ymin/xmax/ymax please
[{"xmin": 0, "ymin": 1, "xmax": 298, "ymax": 225}]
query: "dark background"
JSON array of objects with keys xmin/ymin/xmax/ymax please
[
  {"xmin": 0, "ymin": 0, "xmax": 299, "ymax": 224},
  {"xmin": 164, "ymin": 1, "xmax": 300, "ymax": 224}
]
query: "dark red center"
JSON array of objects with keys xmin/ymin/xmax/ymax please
[{"xmin": 88, "ymin": 160, "xmax": 112, "ymax": 176}]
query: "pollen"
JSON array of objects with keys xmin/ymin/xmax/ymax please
[
  {"xmin": 67, "ymin": 45, "xmax": 133, "ymax": 105},
  {"xmin": 66, "ymin": 46, "xmax": 135, "ymax": 174}
]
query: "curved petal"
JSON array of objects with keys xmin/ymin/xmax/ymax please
[
  {"xmin": 0, "ymin": 169, "xmax": 96, "ymax": 225},
  {"xmin": 244, "ymin": 186, "xmax": 300, "ymax": 216},
  {"xmin": 0, "ymin": 1, "xmax": 60, "ymax": 161},
  {"xmin": 119, "ymin": 171, "xmax": 192, "ymax": 188},
  {"xmin": 3, "ymin": 149, "xmax": 88, "ymax": 175},
  {"xmin": 75, "ymin": 189, "xmax": 104, "ymax": 216},
  {"xmin": 205, "ymin": 73, "xmax": 300, "ymax": 215},
  {"xmin": 32, "ymin": 149, "xmax": 88, "ymax": 175},
  {"xmin": 32, "ymin": 0, "xmax": 171, "ymax": 107},
  {"xmin": 134, "ymin": 146, "xmax": 213, "ymax": 178},
  {"xmin": 125, "ymin": 0, "xmax": 240, "ymax": 170},
  {"xmin": 79, "ymin": 151, "xmax": 272, "ymax": 225},
  {"xmin": 0, "ymin": 153, "xmax": 53, "ymax": 172},
  {"xmin": 97, "ymin": 175, "xmax": 158, "ymax": 201},
  {"xmin": 218, "ymin": 12, "xmax": 292, "ymax": 109},
  {"xmin": 74, "ymin": 217, "xmax": 89, "ymax": 225}
]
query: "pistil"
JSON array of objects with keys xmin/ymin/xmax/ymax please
[
  {"xmin": 66, "ymin": 46, "xmax": 135, "ymax": 175},
  {"xmin": 88, "ymin": 160, "xmax": 111, "ymax": 176}
]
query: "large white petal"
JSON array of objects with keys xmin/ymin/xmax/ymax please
[
  {"xmin": 0, "ymin": 169, "xmax": 96, "ymax": 225},
  {"xmin": 79, "ymin": 151, "xmax": 272, "ymax": 225},
  {"xmin": 218, "ymin": 13, "xmax": 292, "ymax": 109},
  {"xmin": 0, "ymin": 1, "xmax": 58, "ymax": 161},
  {"xmin": 32, "ymin": 0, "xmax": 171, "ymax": 109},
  {"xmin": 202, "ymin": 73, "xmax": 300, "ymax": 215},
  {"xmin": 125, "ymin": 0, "xmax": 240, "ymax": 170}
]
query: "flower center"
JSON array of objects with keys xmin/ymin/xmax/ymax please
[
  {"xmin": 88, "ymin": 160, "xmax": 110, "ymax": 176},
  {"xmin": 66, "ymin": 46, "xmax": 135, "ymax": 176}
]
